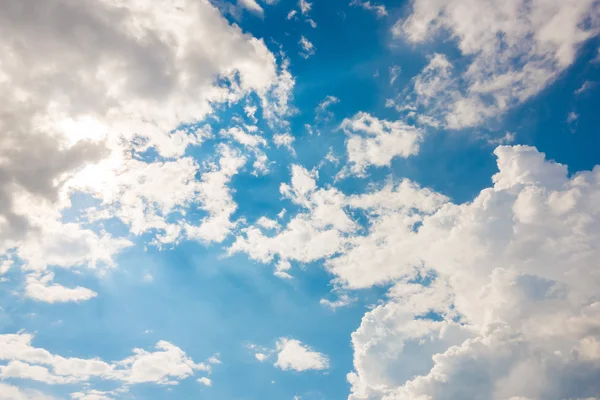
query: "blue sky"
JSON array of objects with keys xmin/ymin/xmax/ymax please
[{"xmin": 1, "ymin": 1, "xmax": 600, "ymax": 399}]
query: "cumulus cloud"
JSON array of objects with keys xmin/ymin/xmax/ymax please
[
  {"xmin": 230, "ymin": 165, "xmax": 446, "ymax": 278},
  {"xmin": 73, "ymin": 144, "xmax": 249, "ymax": 247},
  {"xmin": 0, "ymin": 0, "xmax": 292, "ymax": 299},
  {"xmin": 0, "ymin": 332, "xmax": 212, "ymax": 386},
  {"xmin": 338, "ymin": 112, "xmax": 423, "ymax": 177},
  {"xmin": 345, "ymin": 146, "xmax": 600, "ymax": 399},
  {"xmin": 231, "ymin": 143, "xmax": 600, "ymax": 398},
  {"xmin": 274, "ymin": 338, "xmax": 329, "ymax": 372},
  {"xmin": 391, "ymin": 0, "xmax": 600, "ymax": 128},
  {"xmin": 230, "ymin": 165, "xmax": 350, "ymax": 264},
  {"xmin": 0, "ymin": 0, "xmax": 282, "ymax": 169}
]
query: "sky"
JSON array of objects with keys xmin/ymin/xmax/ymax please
[{"xmin": 1, "ymin": 0, "xmax": 600, "ymax": 399}]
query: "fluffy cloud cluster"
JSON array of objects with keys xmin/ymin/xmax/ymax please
[
  {"xmin": 391, "ymin": 0, "xmax": 599, "ymax": 128},
  {"xmin": 234, "ymin": 145, "xmax": 600, "ymax": 399},
  {"xmin": 231, "ymin": 164, "xmax": 446, "ymax": 278},
  {"xmin": 0, "ymin": 0, "xmax": 292, "ymax": 301},
  {"xmin": 0, "ymin": 332, "xmax": 213, "ymax": 389},
  {"xmin": 349, "ymin": 146, "xmax": 600, "ymax": 399}
]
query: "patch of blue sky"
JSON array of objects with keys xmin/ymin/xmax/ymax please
[{"xmin": 17, "ymin": 243, "xmax": 375, "ymax": 399}]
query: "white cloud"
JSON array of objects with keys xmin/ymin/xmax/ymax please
[
  {"xmin": 316, "ymin": 95, "xmax": 340, "ymax": 121},
  {"xmin": 320, "ymin": 293, "xmax": 356, "ymax": 310},
  {"xmin": 71, "ymin": 389, "xmax": 120, "ymax": 400},
  {"xmin": 338, "ymin": 112, "xmax": 423, "ymax": 177},
  {"xmin": 256, "ymin": 217, "xmax": 280, "ymax": 230},
  {"xmin": 350, "ymin": 0, "xmax": 388, "ymax": 18},
  {"xmin": 0, "ymin": 383, "xmax": 56, "ymax": 400},
  {"xmin": 274, "ymin": 338, "xmax": 329, "ymax": 372},
  {"xmin": 72, "ymin": 155, "xmax": 201, "ymax": 244},
  {"xmin": 0, "ymin": 258, "xmax": 13, "ymax": 275},
  {"xmin": 12, "ymin": 216, "xmax": 133, "ymax": 272},
  {"xmin": 0, "ymin": 0, "xmax": 283, "ymax": 171},
  {"xmin": 316, "ymin": 95, "xmax": 340, "ymax": 112},
  {"xmin": 346, "ymin": 145, "xmax": 600, "ymax": 399},
  {"xmin": 252, "ymin": 152, "xmax": 271, "ymax": 175},
  {"xmin": 487, "ymin": 131, "xmax": 516, "ymax": 146},
  {"xmin": 392, "ymin": 0, "xmax": 600, "ymax": 128},
  {"xmin": 184, "ymin": 145, "xmax": 247, "ymax": 244},
  {"xmin": 273, "ymin": 133, "xmax": 296, "ymax": 154},
  {"xmin": 0, "ymin": 0, "xmax": 293, "ymax": 298},
  {"xmin": 221, "ymin": 126, "xmax": 267, "ymax": 149},
  {"xmin": 230, "ymin": 165, "xmax": 352, "ymax": 265},
  {"xmin": 238, "ymin": 0, "xmax": 264, "ymax": 15},
  {"xmin": 287, "ymin": 10, "xmax": 298, "ymax": 20},
  {"xmin": 261, "ymin": 56, "xmax": 296, "ymax": 128},
  {"xmin": 0, "ymin": 332, "xmax": 212, "ymax": 387},
  {"xmin": 247, "ymin": 344, "xmax": 272, "ymax": 362},
  {"xmin": 6, "ymin": 210, "xmax": 132, "ymax": 302},
  {"xmin": 274, "ymin": 260, "xmax": 293, "ymax": 279},
  {"xmin": 299, "ymin": 36, "xmax": 316, "ymax": 59},
  {"xmin": 25, "ymin": 273, "xmax": 98, "ymax": 303},
  {"xmin": 131, "ymin": 348, "xmax": 200, "ymax": 385},
  {"xmin": 197, "ymin": 377, "xmax": 212, "ymax": 387},
  {"xmin": 568, "ymin": 111, "xmax": 580, "ymax": 123},
  {"xmin": 389, "ymin": 65, "xmax": 401, "ymax": 85},
  {"xmin": 299, "ymin": 0, "xmax": 312, "ymax": 15},
  {"xmin": 574, "ymin": 80, "xmax": 596, "ymax": 95},
  {"xmin": 324, "ymin": 148, "xmax": 340, "ymax": 166},
  {"xmin": 231, "ymin": 166, "xmax": 445, "ymax": 281},
  {"xmin": 207, "ymin": 355, "xmax": 222, "ymax": 365},
  {"xmin": 232, "ymin": 144, "xmax": 600, "ymax": 398}
]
